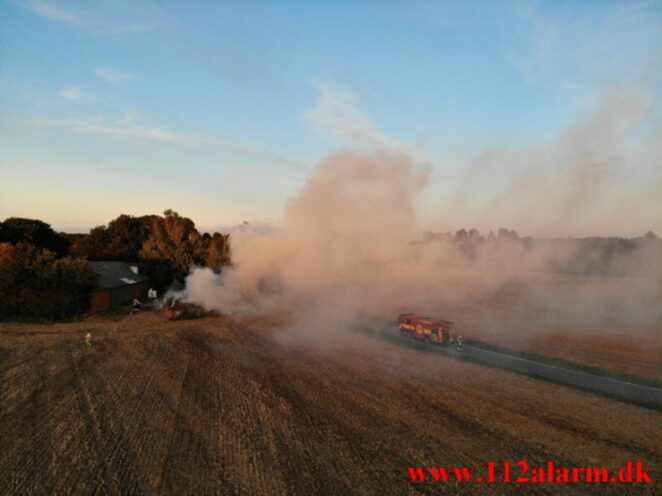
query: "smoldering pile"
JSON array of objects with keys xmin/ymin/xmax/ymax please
[{"xmin": 161, "ymin": 296, "xmax": 212, "ymax": 321}]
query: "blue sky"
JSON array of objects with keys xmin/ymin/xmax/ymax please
[{"xmin": 0, "ymin": 0, "xmax": 660, "ymax": 234}]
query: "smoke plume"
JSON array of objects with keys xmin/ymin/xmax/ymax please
[
  {"xmin": 179, "ymin": 89, "xmax": 662, "ymax": 352},
  {"xmin": 442, "ymin": 89, "xmax": 661, "ymax": 237},
  {"xmin": 182, "ymin": 136, "xmax": 661, "ymax": 348}
]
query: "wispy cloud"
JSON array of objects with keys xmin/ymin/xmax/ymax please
[
  {"xmin": 12, "ymin": 0, "xmax": 82, "ymax": 25},
  {"xmin": 30, "ymin": 117, "xmax": 104, "ymax": 128},
  {"xmin": 30, "ymin": 117, "xmax": 205, "ymax": 146},
  {"xmin": 95, "ymin": 67, "xmax": 135, "ymax": 85},
  {"xmin": 58, "ymin": 87, "xmax": 85, "ymax": 101},
  {"xmin": 29, "ymin": 116, "xmax": 301, "ymax": 167},
  {"xmin": 56, "ymin": 86, "xmax": 138, "ymax": 123},
  {"xmin": 11, "ymin": 0, "xmax": 162, "ymax": 35},
  {"xmin": 510, "ymin": 1, "xmax": 662, "ymax": 95},
  {"xmin": 77, "ymin": 123, "xmax": 187, "ymax": 145},
  {"xmin": 195, "ymin": 136, "xmax": 303, "ymax": 169},
  {"xmin": 98, "ymin": 20, "xmax": 161, "ymax": 35},
  {"xmin": 304, "ymin": 81, "xmax": 410, "ymax": 154}
]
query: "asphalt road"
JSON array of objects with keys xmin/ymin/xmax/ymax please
[{"xmin": 360, "ymin": 327, "xmax": 662, "ymax": 410}]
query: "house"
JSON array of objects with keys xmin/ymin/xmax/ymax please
[{"xmin": 89, "ymin": 261, "xmax": 149, "ymax": 312}]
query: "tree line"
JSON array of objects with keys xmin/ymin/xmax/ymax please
[
  {"xmin": 0, "ymin": 211, "xmax": 230, "ymax": 321},
  {"xmin": 422, "ymin": 228, "xmax": 662, "ymax": 276},
  {"xmin": 2, "ymin": 213, "xmax": 658, "ymax": 321}
]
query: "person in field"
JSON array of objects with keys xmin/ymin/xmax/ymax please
[{"xmin": 85, "ymin": 333, "xmax": 92, "ymax": 347}]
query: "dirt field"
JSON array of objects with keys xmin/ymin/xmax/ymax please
[{"xmin": 1, "ymin": 311, "xmax": 660, "ymax": 495}]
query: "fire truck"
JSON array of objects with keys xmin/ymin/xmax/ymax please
[{"xmin": 398, "ymin": 313, "xmax": 457, "ymax": 345}]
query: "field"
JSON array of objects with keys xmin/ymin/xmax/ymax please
[
  {"xmin": 1, "ymin": 310, "xmax": 660, "ymax": 495},
  {"xmin": 451, "ymin": 275, "xmax": 662, "ymax": 380},
  {"xmin": 463, "ymin": 330, "xmax": 662, "ymax": 381}
]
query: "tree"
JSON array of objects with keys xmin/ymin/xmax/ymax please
[
  {"xmin": 105, "ymin": 214, "xmax": 150, "ymax": 260},
  {"xmin": 74, "ymin": 225, "xmax": 112, "ymax": 259},
  {"xmin": 66, "ymin": 210, "xmax": 231, "ymax": 291},
  {"xmin": 73, "ymin": 214, "xmax": 152, "ymax": 261},
  {"xmin": 139, "ymin": 210, "xmax": 204, "ymax": 290},
  {"xmin": 0, "ymin": 242, "xmax": 97, "ymax": 320},
  {"xmin": 205, "ymin": 232, "xmax": 230, "ymax": 269},
  {"xmin": 453, "ymin": 228, "xmax": 485, "ymax": 260},
  {"xmin": 2, "ymin": 217, "xmax": 70, "ymax": 256},
  {"xmin": 0, "ymin": 222, "xmax": 19, "ymax": 243},
  {"xmin": 455, "ymin": 228, "xmax": 468, "ymax": 240},
  {"xmin": 497, "ymin": 228, "xmax": 519, "ymax": 241},
  {"xmin": 643, "ymin": 231, "xmax": 658, "ymax": 242},
  {"xmin": 136, "ymin": 257, "xmax": 176, "ymax": 293}
]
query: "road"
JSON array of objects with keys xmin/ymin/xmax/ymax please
[{"xmin": 360, "ymin": 327, "xmax": 662, "ymax": 410}]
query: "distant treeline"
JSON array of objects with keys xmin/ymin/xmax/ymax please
[
  {"xmin": 423, "ymin": 228, "xmax": 662, "ymax": 276},
  {"xmin": 0, "ymin": 211, "xmax": 230, "ymax": 321}
]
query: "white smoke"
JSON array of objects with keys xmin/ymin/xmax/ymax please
[{"xmin": 174, "ymin": 81, "xmax": 662, "ymax": 358}]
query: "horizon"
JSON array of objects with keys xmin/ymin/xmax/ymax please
[
  {"xmin": 1, "ymin": 1, "xmax": 661, "ymax": 237},
  {"xmin": 11, "ymin": 211, "xmax": 658, "ymax": 240}
]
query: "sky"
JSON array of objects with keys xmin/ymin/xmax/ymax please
[{"xmin": 0, "ymin": 0, "xmax": 660, "ymax": 235}]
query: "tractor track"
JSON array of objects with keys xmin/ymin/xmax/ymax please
[
  {"xmin": 154, "ymin": 340, "xmax": 194, "ymax": 495},
  {"xmin": 66, "ymin": 347, "xmax": 116, "ymax": 495},
  {"xmin": 1, "ymin": 313, "xmax": 660, "ymax": 495}
]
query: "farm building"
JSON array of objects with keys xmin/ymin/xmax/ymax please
[{"xmin": 89, "ymin": 261, "xmax": 149, "ymax": 313}]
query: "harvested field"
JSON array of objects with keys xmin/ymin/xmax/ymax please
[
  {"xmin": 453, "ymin": 275, "xmax": 662, "ymax": 381},
  {"xmin": 464, "ymin": 331, "xmax": 662, "ymax": 381},
  {"xmin": 1, "ymin": 311, "xmax": 660, "ymax": 495}
]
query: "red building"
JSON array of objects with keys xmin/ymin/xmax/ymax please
[{"xmin": 89, "ymin": 261, "xmax": 149, "ymax": 313}]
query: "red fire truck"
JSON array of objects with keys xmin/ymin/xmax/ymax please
[{"xmin": 398, "ymin": 313, "xmax": 456, "ymax": 345}]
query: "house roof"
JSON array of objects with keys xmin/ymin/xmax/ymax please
[{"xmin": 89, "ymin": 261, "xmax": 149, "ymax": 291}]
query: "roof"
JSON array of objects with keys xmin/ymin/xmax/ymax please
[
  {"xmin": 89, "ymin": 261, "xmax": 149, "ymax": 291},
  {"xmin": 400, "ymin": 313, "xmax": 454, "ymax": 326}
]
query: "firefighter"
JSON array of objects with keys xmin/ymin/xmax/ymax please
[
  {"xmin": 456, "ymin": 334, "xmax": 463, "ymax": 350},
  {"xmin": 85, "ymin": 333, "xmax": 92, "ymax": 347}
]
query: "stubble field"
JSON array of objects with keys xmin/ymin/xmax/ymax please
[{"xmin": 1, "ymin": 311, "xmax": 660, "ymax": 495}]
